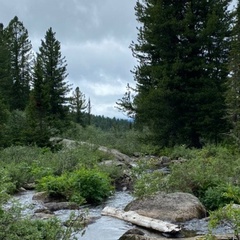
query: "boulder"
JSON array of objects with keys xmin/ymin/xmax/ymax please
[
  {"xmin": 115, "ymin": 172, "xmax": 133, "ymax": 191},
  {"xmin": 118, "ymin": 228, "xmax": 146, "ymax": 240},
  {"xmin": 44, "ymin": 202, "xmax": 79, "ymax": 211},
  {"xmin": 33, "ymin": 208, "xmax": 55, "ymax": 220},
  {"xmin": 33, "ymin": 212, "xmax": 55, "ymax": 220},
  {"xmin": 32, "ymin": 191, "xmax": 50, "ymax": 203},
  {"xmin": 125, "ymin": 192, "xmax": 206, "ymax": 222}
]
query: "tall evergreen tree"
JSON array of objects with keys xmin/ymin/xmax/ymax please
[
  {"xmin": 225, "ymin": 1, "xmax": 240, "ymax": 145},
  {"xmin": 0, "ymin": 23, "xmax": 11, "ymax": 107},
  {"xmin": 26, "ymin": 57, "xmax": 50, "ymax": 146},
  {"xmin": 4, "ymin": 16, "xmax": 33, "ymax": 110},
  {"xmin": 29, "ymin": 27, "xmax": 71, "ymax": 133},
  {"xmin": 69, "ymin": 87, "xmax": 88, "ymax": 125},
  {"xmin": 129, "ymin": 0, "xmax": 232, "ymax": 147}
]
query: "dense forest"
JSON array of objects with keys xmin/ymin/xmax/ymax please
[
  {"xmin": 2, "ymin": 1, "xmax": 240, "ymax": 239},
  {"xmin": 1, "ymin": 1, "xmax": 240, "ymax": 149},
  {"xmin": 0, "ymin": 16, "xmax": 131, "ymax": 148}
]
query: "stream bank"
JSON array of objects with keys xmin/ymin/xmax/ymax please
[{"xmin": 8, "ymin": 190, "xmax": 235, "ymax": 240}]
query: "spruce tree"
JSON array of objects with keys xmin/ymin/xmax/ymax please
[
  {"xmin": 225, "ymin": 1, "xmax": 240, "ymax": 145},
  {"xmin": 69, "ymin": 87, "xmax": 88, "ymax": 126},
  {"xmin": 0, "ymin": 23, "xmax": 11, "ymax": 107},
  {"xmin": 30, "ymin": 27, "xmax": 71, "ymax": 133},
  {"xmin": 4, "ymin": 16, "xmax": 33, "ymax": 110},
  {"xmin": 130, "ymin": 0, "xmax": 232, "ymax": 147},
  {"xmin": 26, "ymin": 57, "xmax": 50, "ymax": 146}
]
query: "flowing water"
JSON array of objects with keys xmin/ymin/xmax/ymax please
[
  {"xmin": 9, "ymin": 190, "xmax": 137, "ymax": 240},
  {"xmin": 9, "ymin": 190, "xmax": 235, "ymax": 240}
]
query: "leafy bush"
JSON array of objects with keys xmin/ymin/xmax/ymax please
[
  {"xmin": 167, "ymin": 145, "xmax": 238, "ymax": 197},
  {"xmin": 0, "ymin": 167, "xmax": 15, "ymax": 203},
  {"xmin": 5, "ymin": 162, "xmax": 34, "ymax": 190},
  {"xmin": 133, "ymin": 170, "xmax": 169, "ymax": 197},
  {"xmin": 37, "ymin": 174, "xmax": 69, "ymax": 200},
  {"xmin": 0, "ymin": 203, "xmax": 85, "ymax": 240},
  {"xmin": 208, "ymin": 204, "xmax": 240, "ymax": 240},
  {"xmin": 134, "ymin": 145, "xmax": 240, "ymax": 211},
  {"xmin": 0, "ymin": 144, "xmax": 116, "ymax": 194},
  {"xmin": 37, "ymin": 168, "xmax": 113, "ymax": 204},
  {"xmin": 201, "ymin": 184, "xmax": 240, "ymax": 211},
  {"xmin": 69, "ymin": 168, "xmax": 114, "ymax": 204}
]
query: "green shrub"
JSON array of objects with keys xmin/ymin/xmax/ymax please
[
  {"xmin": 5, "ymin": 162, "xmax": 34, "ymax": 190},
  {"xmin": 201, "ymin": 184, "xmax": 240, "ymax": 211},
  {"xmin": 0, "ymin": 167, "xmax": 15, "ymax": 203},
  {"xmin": 69, "ymin": 168, "xmax": 114, "ymax": 204},
  {"xmin": 37, "ymin": 174, "xmax": 69, "ymax": 200},
  {"xmin": 37, "ymin": 168, "xmax": 113, "ymax": 205},
  {"xmin": 0, "ymin": 203, "xmax": 85, "ymax": 240},
  {"xmin": 208, "ymin": 204, "xmax": 240, "ymax": 240},
  {"xmin": 146, "ymin": 145, "xmax": 240, "ymax": 211},
  {"xmin": 133, "ymin": 171, "xmax": 169, "ymax": 197},
  {"xmin": 167, "ymin": 145, "xmax": 238, "ymax": 197}
]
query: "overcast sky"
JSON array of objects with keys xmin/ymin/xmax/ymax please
[
  {"xmin": 1, "ymin": 0, "xmax": 138, "ymax": 119},
  {"xmin": 1, "ymin": 1, "xmax": 238, "ymax": 119}
]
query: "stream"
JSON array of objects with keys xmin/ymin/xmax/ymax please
[
  {"xmin": 9, "ymin": 190, "xmax": 137, "ymax": 240},
  {"xmin": 8, "ymin": 190, "xmax": 235, "ymax": 240}
]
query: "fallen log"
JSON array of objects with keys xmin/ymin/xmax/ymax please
[{"xmin": 101, "ymin": 206, "xmax": 181, "ymax": 234}]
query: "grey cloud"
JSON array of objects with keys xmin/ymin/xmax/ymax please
[{"xmin": 1, "ymin": 0, "xmax": 138, "ymax": 118}]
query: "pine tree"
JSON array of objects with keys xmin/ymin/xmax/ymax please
[
  {"xmin": 4, "ymin": 16, "xmax": 33, "ymax": 110},
  {"xmin": 25, "ymin": 57, "xmax": 50, "ymax": 146},
  {"xmin": 0, "ymin": 97, "xmax": 9, "ymax": 147},
  {"xmin": 69, "ymin": 87, "xmax": 88, "ymax": 125},
  {"xmin": 129, "ymin": 0, "xmax": 232, "ymax": 147},
  {"xmin": 0, "ymin": 23, "xmax": 11, "ymax": 107},
  {"xmin": 225, "ymin": 1, "xmax": 240, "ymax": 145},
  {"xmin": 116, "ymin": 83, "xmax": 136, "ymax": 119},
  {"xmin": 29, "ymin": 27, "xmax": 71, "ymax": 134}
]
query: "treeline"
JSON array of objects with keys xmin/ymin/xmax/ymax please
[
  {"xmin": 117, "ymin": 0, "xmax": 240, "ymax": 148},
  {"xmin": 0, "ymin": 16, "xmax": 130, "ymax": 148}
]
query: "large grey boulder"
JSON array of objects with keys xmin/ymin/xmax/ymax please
[{"xmin": 125, "ymin": 192, "xmax": 206, "ymax": 222}]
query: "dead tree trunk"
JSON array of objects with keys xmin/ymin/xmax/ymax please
[{"xmin": 102, "ymin": 206, "xmax": 181, "ymax": 233}]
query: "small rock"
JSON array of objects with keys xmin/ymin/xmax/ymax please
[
  {"xmin": 44, "ymin": 202, "xmax": 79, "ymax": 211},
  {"xmin": 32, "ymin": 191, "xmax": 50, "ymax": 203}
]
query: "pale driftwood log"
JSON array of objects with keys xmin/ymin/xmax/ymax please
[{"xmin": 101, "ymin": 206, "xmax": 181, "ymax": 233}]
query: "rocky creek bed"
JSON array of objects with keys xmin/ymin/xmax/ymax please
[{"xmin": 6, "ymin": 190, "xmax": 235, "ymax": 240}]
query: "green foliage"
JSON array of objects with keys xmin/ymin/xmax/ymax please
[
  {"xmin": 37, "ymin": 174, "xmax": 71, "ymax": 200},
  {"xmin": 4, "ymin": 16, "xmax": 32, "ymax": 111},
  {"xmin": 225, "ymin": 2, "xmax": 240, "ymax": 148},
  {"xmin": 201, "ymin": 184, "xmax": 240, "ymax": 211},
  {"xmin": 0, "ymin": 98, "xmax": 9, "ymax": 148},
  {"xmin": 69, "ymin": 86, "xmax": 88, "ymax": 126},
  {"xmin": 37, "ymin": 168, "xmax": 113, "ymax": 204},
  {"xmin": 69, "ymin": 168, "xmax": 114, "ymax": 204},
  {"xmin": 4, "ymin": 110, "xmax": 28, "ymax": 146},
  {"xmin": 133, "ymin": 171, "xmax": 169, "ymax": 198},
  {"xmin": 208, "ymin": 204, "xmax": 240, "ymax": 240},
  {"xmin": 0, "ymin": 145, "xmax": 114, "ymax": 193},
  {"xmin": 129, "ymin": 144, "xmax": 240, "ymax": 211},
  {"xmin": 62, "ymin": 124, "xmax": 157, "ymax": 156},
  {"xmin": 25, "ymin": 27, "xmax": 71, "ymax": 146},
  {"xmin": 140, "ymin": 145, "xmax": 240, "ymax": 211},
  {"xmin": 128, "ymin": 0, "xmax": 232, "ymax": 147},
  {"xmin": 167, "ymin": 144, "xmax": 198, "ymax": 160},
  {"xmin": 5, "ymin": 162, "xmax": 33, "ymax": 191},
  {"xmin": 0, "ymin": 203, "xmax": 85, "ymax": 240},
  {"xmin": 0, "ymin": 167, "xmax": 15, "ymax": 204}
]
